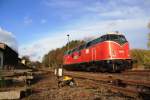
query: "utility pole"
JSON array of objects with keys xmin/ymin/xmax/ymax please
[{"xmin": 67, "ymin": 34, "xmax": 70, "ymax": 51}]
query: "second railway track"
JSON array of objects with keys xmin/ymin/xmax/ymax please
[
  {"xmin": 122, "ymin": 70, "xmax": 150, "ymax": 76},
  {"xmin": 64, "ymin": 70, "xmax": 150, "ymax": 99}
]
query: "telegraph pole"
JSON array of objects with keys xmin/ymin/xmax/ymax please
[{"xmin": 67, "ymin": 34, "xmax": 70, "ymax": 51}]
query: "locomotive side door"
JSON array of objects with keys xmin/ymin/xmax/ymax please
[{"xmin": 92, "ymin": 48, "xmax": 96, "ymax": 61}]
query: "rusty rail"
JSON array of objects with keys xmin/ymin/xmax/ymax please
[
  {"xmin": 122, "ymin": 70, "xmax": 150, "ymax": 76},
  {"xmin": 64, "ymin": 71, "xmax": 150, "ymax": 98}
]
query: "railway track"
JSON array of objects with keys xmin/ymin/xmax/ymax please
[
  {"xmin": 64, "ymin": 70, "xmax": 150, "ymax": 99},
  {"xmin": 40, "ymin": 68, "xmax": 150, "ymax": 99},
  {"xmin": 122, "ymin": 70, "xmax": 150, "ymax": 76}
]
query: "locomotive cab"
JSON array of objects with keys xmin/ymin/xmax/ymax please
[{"xmin": 100, "ymin": 32, "xmax": 132, "ymax": 72}]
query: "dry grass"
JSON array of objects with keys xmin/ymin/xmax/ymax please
[{"xmin": 22, "ymin": 71, "xmax": 141, "ymax": 100}]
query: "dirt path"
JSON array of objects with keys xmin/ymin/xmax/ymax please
[{"xmin": 22, "ymin": 71, "xmax": 139, "ymax": 100}]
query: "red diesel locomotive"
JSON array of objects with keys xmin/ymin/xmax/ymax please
[{"xmin": 63, "ymin": 32, "xmax": 132, "ymax": 72}]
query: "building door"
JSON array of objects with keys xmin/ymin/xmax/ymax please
[{"xmin": 0, "ymin": 51, "xmax": 3, "ymax": 69}]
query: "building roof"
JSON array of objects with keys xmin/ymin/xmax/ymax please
[
  {"xmin": 0, "ymin": 43, "xmax": 5, "ymax": 50},
  {"xmin": 0, "ymin": 43, "xmax": 18, "ymax": 54}
]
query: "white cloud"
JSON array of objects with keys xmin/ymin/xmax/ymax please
[
  {"xmin": 43, "ymin": 0, "xmax": 150, "ymax": 19},
  {"xmin": 19, "ymin": 35, "xmax": 67, "ymax": 61},
  {"xmin": 0, "ymin": 27, "xmax": 18, "ymax": 52},
  {"xmin": 24, "ymin": 16, "xmax": 33, "ymax": 24},
  {"xmin": 20, "ymin": 0, "xmax": 150, "ymax": 61},
  {"xmin": 19, "ymin": 18, "xmax": 149, "ymax": 61}
]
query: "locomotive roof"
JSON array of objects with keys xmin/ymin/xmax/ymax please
[
  {"xmin": 106, "ymin": 31, "xmax": 123, "ymax": 35},
  {"xmin": 65, "ymin": 32, "xmax": 126, "ymax": 55}
]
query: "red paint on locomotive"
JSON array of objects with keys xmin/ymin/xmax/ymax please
[{"xmin": 63, "ymin": 32, "xmax": 132, "ymax": 72}]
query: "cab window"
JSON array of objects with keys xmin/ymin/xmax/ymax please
[{"xmin": 109, "ymin": 34, "xmax": 127, "ymax": 44}]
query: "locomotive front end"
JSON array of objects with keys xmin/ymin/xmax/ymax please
[{"xmin": 104, "ymin": 32, "xmax": 132, "ymax": 72}]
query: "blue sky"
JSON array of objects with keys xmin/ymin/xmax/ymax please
[{"xmin": 0, "ymin": 0, "xmax": 150, "ymax": 61}]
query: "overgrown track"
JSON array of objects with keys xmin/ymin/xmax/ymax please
[{"xmin": 64, "ymin": 70, "xmax": 150, "ymax": 99}]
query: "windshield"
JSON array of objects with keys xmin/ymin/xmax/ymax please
[
  {"xmin": 109, "ymin": 34, "xmax": 127, "ymax": 44},
  {"xmin": 100, "ymin": 34, "xmax": 127, "ymax": 44}
]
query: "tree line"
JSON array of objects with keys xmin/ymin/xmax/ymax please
[
  {"xmin": 41, "ymin": 40, "xmax": 150, "ymax": 69},
  {"xmin": 131, "ymin": 49, "xmax": 150, "ymax": 69},
  {"xmin": 42, "ymin": 40, "xmax": 85, "ymax": 68}
]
